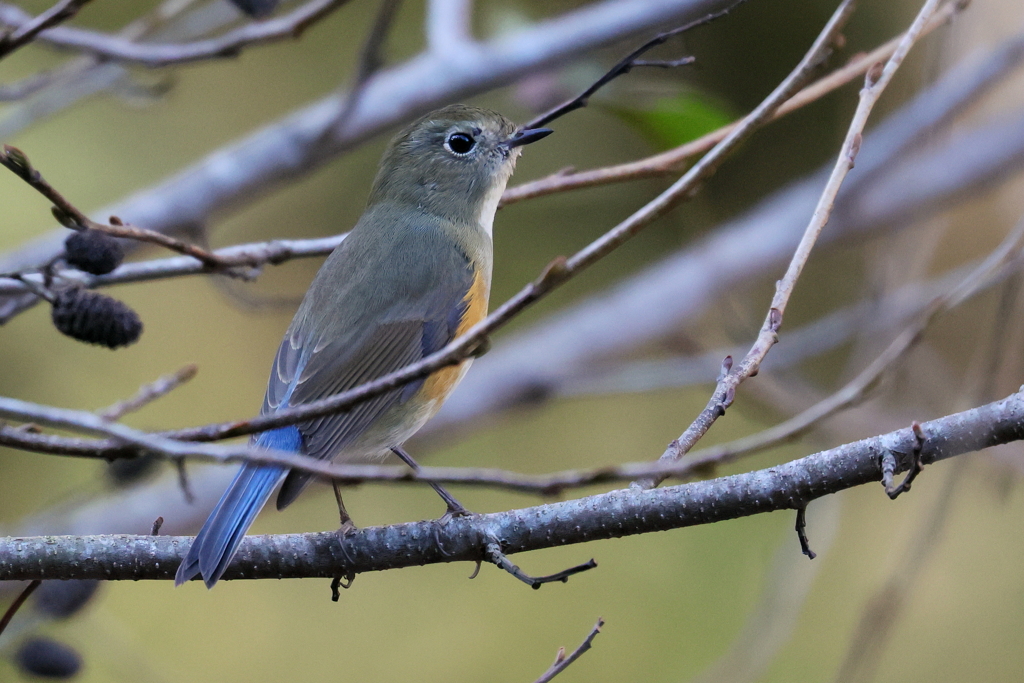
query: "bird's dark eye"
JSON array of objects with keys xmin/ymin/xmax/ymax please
[{"xmin": 446, "ymin": 132, "xmax": 475, "ymax": 155}]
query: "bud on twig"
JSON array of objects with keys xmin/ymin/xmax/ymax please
[{"xmin": 0, "ymin": 144, "xmax": 35, "ymax": 181}]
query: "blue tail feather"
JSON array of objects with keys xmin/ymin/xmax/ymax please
[{"xmin": 174, "ymin": 426, "xmax": 301, "ymax": 588}]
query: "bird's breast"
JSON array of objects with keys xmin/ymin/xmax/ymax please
[{"xmin": 420, "ymin": 266, "xmax": 490, "ymax": 411}]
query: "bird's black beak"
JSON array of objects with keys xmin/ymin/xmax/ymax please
[{"xmin": 507, "ymin": 127, "xmax": 553, "ymax": 148}]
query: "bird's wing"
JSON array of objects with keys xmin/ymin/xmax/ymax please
[{"xmin": 264, "ymin": 230, "xmax": 478, "ymax": 509}]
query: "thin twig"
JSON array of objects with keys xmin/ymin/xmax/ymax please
[
  {"xmin": 333, "ymin": 0, "xmax": 403, "ymax": 136},
  {"xmin": 0, "ymin": 0, "xmax": 91, "ymax": 59},
  {"xmin": 532, "ymin": 618, "xmax": 605, "ymax": 683},
  {"xmin": 501, "ymin": 0, "xmax": 961, "ymax": 207},
  {"xmin": 0, "ymin": 0, "xmax": 353, "ymax": 67},
  {"xmin": 0, "ymin": 145, "xmax": 254, "ymax": 270},
  {"xmin": 127, "ymin": 0, "xmax": 854, "ymax": 446},
  {"xmin": 794, "ymin": 505, "xmax": 816, "ymax": 559},
  {"xmin": 97, "ymin": 365, "xmax": 199, "ymax": 421},
  {"xmin": 638, "ymin": 0, "xmax": 945, "ymax": 489},
  {"xmin": 524, "ymin": 2, "xmax": 742, "ymax": 129},
  {"xmin": 0, "ymin": 579, "xmax": 40, "ymax": 637},
  {"xmin": 0, "ymin": 388, "xmax": 956, "ymax": 494},
  {"xmin": 484, "ymin": 542, "xmax": 597, "ymax": 589},
  {"xmin": 0, "ymin": 235, "xmax": 344, "ymax": 298},
  {"xmin": 675, "ymin": 217, "xmax": 1024, "ymax": 473}
]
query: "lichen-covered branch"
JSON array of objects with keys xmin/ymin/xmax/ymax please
[{"xmin": 2, "ymin": 391, "xmax": 1022, "ymax": 582}]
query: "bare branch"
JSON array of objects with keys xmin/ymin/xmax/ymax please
[
  {"xmin": 532, "ymin": 618, "xmax": 605, "ymax": 683},
  {"xmin": 501, "ymin": 0, "xmax": 963, "ymax": 206},
  {"xmin": 0, "ymin": 579, "xmax": 40, "ymax": 637},
  {"xmin": 0, "ymin": 235, "xmax": 344, "ymax": 299},
  {"xmin": 0, "ymin": 146, "xmax": 249, "ymax": 270},
  {"xmin": 333, "ymin": 0, "xmax": 403, "ymax": 135},
  {"xmin": 524, "ymin": 2, "xmax": 740, "ymax": 129},
  {"xmin": 0, "ymin": 0, "xmax": 91, "ymax": 60},
  {"xmin": 677, "ymin": 215, "xmax": 1024, "ymax": 472},
  {"xmin": 0, "ymin": 0, "xmax": 740, "ymax": 280},
  {"xmin": 0, "ymin": 0, "xmax": 353, "ymax": 67},
  {"xmin": 97, "ymin": 365, "xmax": 199, "ymax": 421},
  {"xmin": 3, "ymin": 389, "xmax": 1024, "ymax": 582},
  {"xmin": 426, "ymin": 0, "xmax": 472, "ymax": 54},
  {"xmin": 123, "ymin": 0, "xmax": 852, "ymax": 446},
  {"xmin": 640, "ymin": 0, "xmax": 946, "ymax": 488}
]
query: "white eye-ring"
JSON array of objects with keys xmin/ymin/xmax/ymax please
[{"xmin": 445, "ymin": 132, "xmax": 476, "ymax": 155}]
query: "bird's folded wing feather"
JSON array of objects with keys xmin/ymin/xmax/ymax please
[{"xmin": 261, "ymin": 229, "xmax": 476, "ymax": 508}]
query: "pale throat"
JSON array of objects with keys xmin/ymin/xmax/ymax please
[{"xmin": 475, "ymin": 158, "xmax": 517, "ymax": 237}]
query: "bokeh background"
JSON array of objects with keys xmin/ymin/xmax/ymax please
[{"xmin": 2, "ymin": 0, "xmax": 1024, "ymax": 681}]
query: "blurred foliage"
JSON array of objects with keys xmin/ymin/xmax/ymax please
[
  {"xmin": 609, "ymin": 92, "xmax": 734, "ymax": 149},
  {"xmin": 2, "ymin": 1, "xmax": 1024, "ymax": 683}
]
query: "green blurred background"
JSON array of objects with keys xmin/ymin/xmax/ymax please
[{"xmin": 2, "ymin": 0, "xmax": 1024, "ymax": 681}]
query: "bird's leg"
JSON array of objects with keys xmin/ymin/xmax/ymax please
[
  {"xmin": 391, "ymin": 445, "xmax": 470, "ymax": 518},
  {"xmin": 332, "ymin": 480, "xmax": 358, "ymax": 534}
]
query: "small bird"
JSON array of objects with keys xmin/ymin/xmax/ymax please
[{"xmin": 175, "ymin": 105, "xmax": 551, "ymax": 588}]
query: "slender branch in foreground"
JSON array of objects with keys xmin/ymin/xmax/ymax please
[
  {"xmin": 2, "ymin": 390, "xmax": 1022, "ymax": 582},
  {"xmin": 0, "ymin": 0, "xmax": 91, "ymax": 60},
  {"xmin": 532, "ymin": 619, "xmax": 605, "ymax": 683},
  {"xmin": 0, "ymin": 146, "xmax": 251, "ymax": 271},
  {"xmin": 97, "ymin": 364, "xmax": 199, "ymax": 421},
  {"xmin": 332, "ymin": 0, "xmax": 403, "ymax": 136},
  {"xmin": 0, "ymin": 3, "xmax": 960, "ymax": 296},
  {"xmin": 0, "ymin": 0, "xmax": 353, "ymax": 67},
  {"xmin": 0, "ymin": 221, "xmax": 1019, "ymax": 493},
  {"xmin": 133, "ymin": 0, "xmax": 854, "ymax": 445},
  {"xmin": 0, "ymin": 579, "xmax": 40, "ymax": 637},
  {"xmin": 640, "ymin": 0, "xmax": 945, "ymax": 488},
  {"xmin": 677, "ymin": 214, "xmax": 1024, "ymax": 474},
  {"xmin": 501, "ymin": 0, "xmax": 962, "ymax": 206},
  {"xmin": 0, "ymin": 235, "xmax": 345, "ymax": 298},
  {"xmin": 524, "ymin": 2, "xmax": 739, "ymax": 129}
]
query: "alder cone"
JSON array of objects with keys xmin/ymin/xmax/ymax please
[
  {"xmin": 15, "ymin": 637, "xmax": 82, "ymax": 679},
  {"xmin": 64, "ymin": 229, "xmax": 124, "ymax": 275},
  {"xmin": 50, "ymin": 287, "xmax": 143, "ymax": 349},
  {"xmin": 34, "ymin": 579, "xmax": 101, "ymax": 619}
]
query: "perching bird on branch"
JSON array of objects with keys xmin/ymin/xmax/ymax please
[{"xmin": 175, "ymin": 105, "xmax": 551, "ymax": 588}]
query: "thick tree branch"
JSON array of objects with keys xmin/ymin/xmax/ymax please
[{"xmin": 2, "ymin": 390, "xmax": 1022, "ymax": 582}]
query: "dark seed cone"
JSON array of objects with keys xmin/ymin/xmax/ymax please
[
  {"xmin": 107, "ymin": 452, "xmax": 162, "ymax": 487},
  {"xmin": 15, "ymin": 637, "xmax": 83, "ymax": 679},
  {"xmin": 51, "ymin": 287, "xmax": 143, "ymax": 349},
  {"xmin": 34, "ymin": 580, "xmax": 101, "ymax": 619},
  {"xmin": 64, "ymin": 229, "xmax": 124, "ymax": 275},
  {"xmin": 229, "ymin": 0, "xmax": 279, "ymax": 17}
]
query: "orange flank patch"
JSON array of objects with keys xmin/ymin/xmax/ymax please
[{"xmin": 421, "ymin": 268, "xmax": 489, "ymax": 405}]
